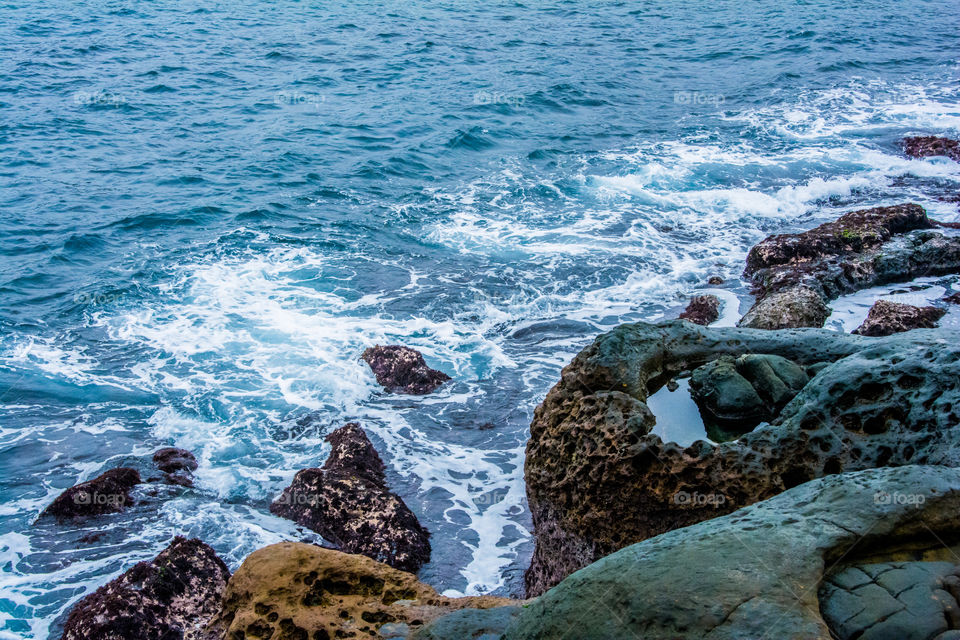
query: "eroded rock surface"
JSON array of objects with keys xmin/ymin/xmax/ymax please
[
  {"xmin": 678, "ymin": 294, "xmax": 721, "ymax": 325},
  {"xmin": 524, "ymin": 320, "xmax": 960, "ymax": 596},
  {"xmin": 903, "ymin": 136, "xmax": 960, "ymax": 162},
  {"xmin": 61, "ymin": 536, "xmax": 229, "ymax": 640},
  {"xmin": 738, "ymin": 204, "xmax": 960, "ymax": 329},
  {"xmin": 153, "ymin": 448, "xmax": 198, "ymax": 487},
  {"xmin": 361, "ymin": 345, "xmax": 450, "ymax": 394},
  {"xmin": 505, "ymin": 465, "xmax": 960, "ymax": 640},
  {"xmin": 853, "ymin": 299, "xmax": 946, "ymax": 336},
  {"xmin": 40, "ymin": 467, "xmax": 141, "ymax": 521},
  {"xmin": 270, "ymin": 423, "xmax": 431, "ymax": 573},
  {"xmin": 208, "ymin": 542, "xmax": 512, "ymax": 640}
]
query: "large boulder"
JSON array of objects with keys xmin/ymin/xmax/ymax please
[
  {"xmin": 208, "ymin": 542, "xmax": 512, "ymax": 640},
  {"xmin": 361, "ymin": 345, "xmax": 451, "ymax": 394},
  {"xmin": 40, "ymin": 468, "xmax": 141, "ymax": 521},
  {"xmin": 61, "ymin": 536, "xmax": 230, "ymax": 640},
  {"xmin": 738, "ymin": 204, "xmax": 960, "ymax": 329},
  {"xmin": 678, "ymin": 294, "xmax": 721, "ymax": 326},
  {"xmin": 270, "ymin": 423, "xmax": 431, "ymax": 573},
  {"xmin": 853, "ymin": 299, "xmax": 946, "ymax": 336},
  {"xmin": 523, "ymin": 320, "xmax": 960, "ymax": 596},
  {"xmin": 504, "ymin": 465, "xmax": 960, "ymax": 640},
  {"xmin": 903, "ymin": 136, "xmax": 960, "ymax": 162}
]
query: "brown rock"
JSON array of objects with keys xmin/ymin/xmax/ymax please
[
  {"xmin": 209, "ymin": 542, "xmax": 514, "ymax": 640},
  {"xmin": 153, "ymin": 448, "xmax": 198, "ymax": 487},
  {"xmin": 678, "ymin": 294, "xmax": 720, "ymax": 325},
  {"xmin": 362, "ymin": 345, "xmax": 450, "ymax": 395},
  {"xmin": 902, "ymin": 136, "xmax": 960, "ymax": 162},
  {"xmin": 853, "ymin": 299, "xmax": 946, "ymax": 336},
  {"xmin": 707, "ymin": 276, "xmax": 724, "ymax": 285},
  {"xmin": 40, "ymin": 468, "xmax": 140, "ymax": 522},
  {"xmin": 270, "ymin": 423, "xmax": 431, "ymax": 573},
  {"xmin": 61, "ymin": 536, "xmax": 230, "ymax": 640}
]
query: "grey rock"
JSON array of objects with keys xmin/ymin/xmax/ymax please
[
  {"xmin": 505, "ymin": 465, "xmax": 960, "ymax": 640},
  {"xmin": 413, "ymin": 606, "xmax": 522, "ymax": 640}
]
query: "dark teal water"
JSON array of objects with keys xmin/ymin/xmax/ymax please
[{"xmin": 1, "ymin": 1, "xmax": 959, "ymax": 637}]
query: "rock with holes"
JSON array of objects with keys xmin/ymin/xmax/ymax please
[
  {"xmin": 853, "ymin": 299, "xmax": 946, "ymax": 337},
  {"xmin": 903, "ymin": 136, "xmax": 960, "ymax": 162},
  {"xmin": 270, "ymin": 423, "xmax": 431, "ymax": 573},
  {"xmin": 523, "ymin": 320, "xmax": 960, "ymax": 596},
  {"xmin": 361, "ymin": 345, "xmax": 451, "ymax": 395},
  {"xmin": 503, "ymin": 465, "xmax": 960, "ymax": 640},
  {"xmin": 207, "ymin": 542, "xmax": 514, "ymax": 640},
  {"xmin": 61, "ymin": 536, "xmax": 230, "ymax": 640},
  {"xmin": 40, "ymin": 467, "xmax": 141, "ymax": 522},
  {"xmin": 678, "ymin": 294, "xmax": 721, "ymax": 326},
  {"xmin": 738, "ymin": 204, "xmax": 960, "ymax": 329}
]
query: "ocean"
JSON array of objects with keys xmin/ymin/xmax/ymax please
[{"xmin": 1, "ymin": 1, "xmax": 959, "ymax": 637}]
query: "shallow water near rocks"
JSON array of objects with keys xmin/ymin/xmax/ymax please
[{"xmin": 2, "ymin": 1, "xmax": 960, "ymax": 637}]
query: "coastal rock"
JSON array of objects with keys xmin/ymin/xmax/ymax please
[
  {"xmin": 413, "ymin": 606, "xmax": 522, "ymax": 640},
  {"xmin": 945, "ymin": 292, "xmax": 960, "ymax": 305},
  {"xmin": 707, "ymin": 275, "xmax": 724, "ymax": 285},
  {"xmin": 853, "ymin": 299, "xmax": 946, "ymax": 336},
  {"xmin": 208, "ymin": 542, "xmax": 512, "ymax": 640},
  {"xmin": 361, "ymin": 345, "xmax": 450, "ymax": 394},
  {"xmin": 689, "ymin": 353, "xmax": 808, "ymax": 439},
  {"xmin": 678, "ymin": 294, "xmax": 720, "ymax": 325},
  {"xmin": 61, "ymin": 536, "xmax": 230, "ymax": 640},
  {"xmin": 40, "ymin": 468, "xmax": 140, "ymax": 521},
  {"xmin": 738, "ymin": 204, "xmax": 960, "ymax": 329},
  {"xmin": 902, "ymin": 135, "xmax": 960, "ymax": 162},
  {"xmin": 504, "ymin": 465, "xmax": 960, "ymax": 640},
  {"xmin": 523, "ymin": 320, "xmax": 960, "ymax": 596},
  {"xmin": 153, "ymin": 448, "xmax": 199, "ymax": 487},
  {"xmin": 270, "ymin": 423, "xmax": 431, "ymax": 573}
]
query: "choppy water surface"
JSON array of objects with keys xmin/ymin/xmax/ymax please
[{"xmin": 1, "ymin": 1, "xmax": 959, "ymax": 637}]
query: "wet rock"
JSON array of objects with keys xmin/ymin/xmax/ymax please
[
  {"xmin": 504, "ymin": 465, "xmax": 960, "ymax": 640},
  {"xmin": 945, "ymin": 292, "xmax": 960, "ymax": 305},
  {"xmin": 902, "ymin": 135, "xmax": 960, "ymax": 162},
  {"xmin": 523, "ymin": 320, "xmax": 960, "ymax": 596},
  {"xmin": 707, "ymin": 275, "xmax": 724, "ymax": 285},
  {"xmin": 361, "ymin": 345, "xmax": 451, "ymax": 394},
  {"xmin": 153, "ymin": 448, "xmax": 198, "ymax": 487},
  {"xmin": 270, "ymin": 423, "xmax": 431, "ymax": 573},
  {"xmin": 738, "ymin": 204, "xmax": 960, "ymax": 329},
  {"xmin": 207, "ymin": 542, "xmax": 512, "ymax": 640},
  {"xmin": 40, "ymin": 468, "xmax": 140, "ymax": 521},
  {"xmin": 689, "ymin": 353, "xmax": 809, "ymax": 440},
  {"xmin": 678, "ymin": 294, "xmax": 720, "ymax": 326},
  {"xmin": 853, "ymin": 299, "xmax": 946, "ymax": 336},
  {"xmin": 61, "ymin": 536, "xmax": 230, "ymax": 640}
]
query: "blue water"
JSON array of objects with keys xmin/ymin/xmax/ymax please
[{"xmin": 2, "ymin": 0, "xmax": 960, "ymax": 637}]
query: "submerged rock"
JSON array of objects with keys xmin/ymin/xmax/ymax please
[
  {"xmin": 152, "ymin": 448, "xmax": 198, "ymax": 487},
  {"xmin": 61, "ymin": 536, "xmax": 230, "ymax": 640},
  {"xmin": 361, "ymin": 345, "xmax": 450, "ymax": 394},
  {"xmin": 208, "ymin": 542, "xmax": 512, "ymax": 640},
  {"xmin": 523, "ymin": 320, "xmax": 960, "ymax": 596},
  {"xmin": 853, "ymin": 299, "xmax": 946, "ymax": 336},
  {"xmin": 270, "ymin": 423, "xmax": 431, "ymax": 573},
  {"xmin": 678, "ymin": 294, "xmax": 720, "ymax": 325},
  {"xmin": 738, "ymin": 204, "xmax": 960, "ymax": 329},
  {"xmin": 40, "ymin": 468, "xmax": 140, "ymax": 521},
  {"xmin": 902, "ymin": 135, "xmax": 960, "ymax": 162},
  {"xmin": 504, "ymin": 465, "xmax": 960, "ymax": 640}
]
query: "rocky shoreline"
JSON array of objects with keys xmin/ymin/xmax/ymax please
[{"xmin": 48, "ymin": 137, "xmax": 960, "ymax": 639}]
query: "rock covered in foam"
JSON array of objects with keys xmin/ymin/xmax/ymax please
[
  {"xmin": 853, "ymin": 299, "xmax": 946, "ymax": 336},
  {"xmin": 270, "ymin": 423, "xmax": 431, "ymax": 573},
  {"xmin": 61, "ymin": 536, "xmax": 229, "ymax": 640},
  {"xmin": 361, "ymin": 345, "xmax": 450, "ymax": 395}
]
